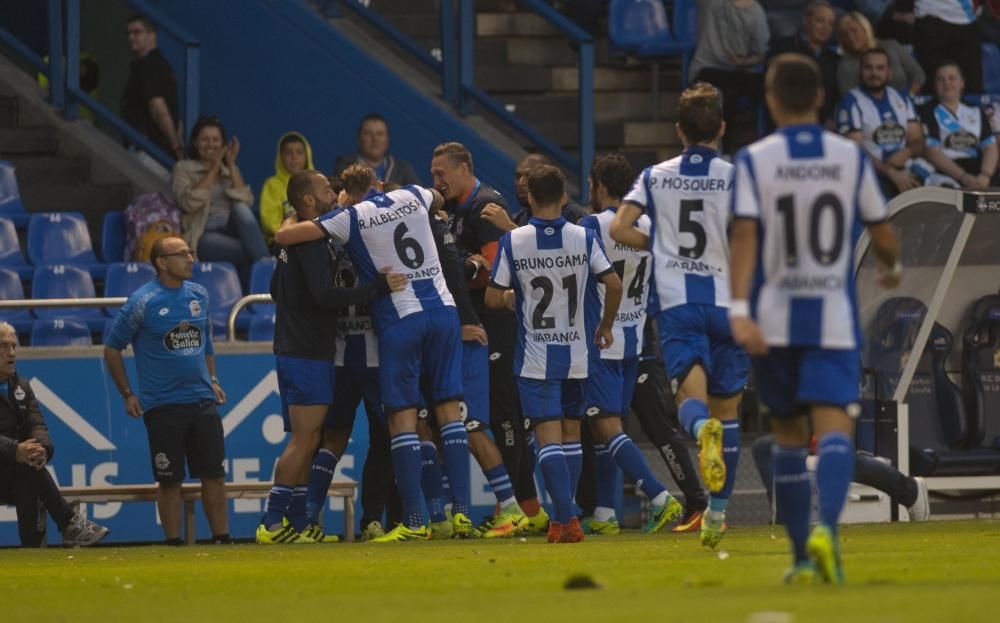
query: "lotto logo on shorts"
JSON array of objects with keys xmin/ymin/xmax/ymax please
[{"xmin": 154, "ymin": 452, "xmax": 170, "ymax": 470}]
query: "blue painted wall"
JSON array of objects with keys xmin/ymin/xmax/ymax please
[{"xmin": 153, "ymin": 0, "xmax": 518, "ymax": 208}]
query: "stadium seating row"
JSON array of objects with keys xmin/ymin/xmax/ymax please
[
  {"xmin": 866, "ymin": 295, "xmax": 1000, "ymax": 477},
  {"xmin": 0, "ymin": 259, "xmax": 276, "ymax": 345}
]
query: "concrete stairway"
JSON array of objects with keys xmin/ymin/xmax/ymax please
[
  {"xmin": 0, "ymin": 94, "xmax": 130, "ymax": 251},
  {"xmin": 345, "ymin": 0, "xmax": 685, "ymax": 174}
]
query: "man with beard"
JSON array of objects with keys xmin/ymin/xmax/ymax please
[{"xmin": 835, "ymin": 48, "xmax": 925, "ymax": 197}]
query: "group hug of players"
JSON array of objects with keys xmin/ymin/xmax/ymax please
[{"xmin": 262, "ymin": 54, "xmax": 902, "ymax": 585}]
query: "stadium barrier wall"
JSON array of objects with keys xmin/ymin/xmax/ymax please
[{"xmin": 0, "ymin": 347, "xmax": 507, "ymax": 545}]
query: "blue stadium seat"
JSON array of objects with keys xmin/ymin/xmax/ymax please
[
  {"xmin": 0, "ymin": 217, "xmax": 33, "ymax": 281},
  {"xmin": 248, "ymin": 257, "xmax": 276, "ymax": 317},
  {"xmin": 31, "ymin": 265, "xmax": 106, "ymax": 332},
  {"xmin": 983, "ymin": 43, "xmax": 1000, "ymax": 96},
  {"xmin": 608, "ymin": 0, "xmax": 697, "ymax": 111},
  {"xmin": 30, "ymin": 317, "xmax": 93, "ymax": 347},
  {"xmin": 248, "ymin": 312, "xmax": 275, "ymax": 342},
  {"xmin": 0, "ymin": 267, "xmax": 34, "ymax": 335},
  {"xmin": 27, "ymin": 212, "xmax": 107, "ymax": 278},
  {"xmin": 190, "ymin": 261, "xmax": 244, "ymax": 339},
  {"xmin": 103, "ymin": 262, "xmax": 156, "ymax": 315},
  {"xmin": 101, "ymin": 211, "xmax": 127, "ymax": 263},
  {"xmin": 0, "ymin": 160, "xmax": 29, "ymax": 228}
]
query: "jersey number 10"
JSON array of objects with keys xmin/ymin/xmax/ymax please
[{"xmin": 775, "ymin": 193, "xmax": 845, "ymax": 267}]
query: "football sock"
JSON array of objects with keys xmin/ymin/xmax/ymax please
[
  {"xmin": 709, "ymin": 420, "xmax": 742, "ymax": 514},
  {"xmin": 817, "ymin": 432, "xmax": 855, "ymax": 535},
  {"xmin": 439, "ymin": 421, "xmax": 472, "ymax": 517},
  {"xmin": 773, "ymin": 445, "xmax": 811, "ymax": 564},
  {"xmin": 306, "ymin": 448, "xmax": 339, "ymax": 525},
  {"xmin": 537, "ymin": 443, "xmax": 573, "ymax": 524},
  {"xmin": 263, "ymin": 483, "xmax": 293, "ymax": 530},
  {"xmin": 563, "ymin": 441, "xmax": 583, "ymax": 504},
  {"xmin": 593, "ymin": 506, "xmax": 616, "ymax": 522},
  {"xmin": 484, "ymin": 463, "xmax": 517, "ymax": 508},
  {"xmin": 419, "ymin": 441, "xmax": 447, "ymax": 523},
  {"xmin": 390, "ymin": 433, "xmax": 425, "ymax": 529},
  {"xmin": 287, "ymin": 485, "xmax": 308, "ymax": 532},
  {"xmin": 594, "ymin": 443, "xmax": 619, "ymax": 512},
  {"xmin": 608, "ymin": 432, "xmax": 667, "ymax": 501},
  {"xmin": 679, "ymin": 398, "xmax": 709, "ymax": 439}
]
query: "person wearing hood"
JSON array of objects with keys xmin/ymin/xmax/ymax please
[
  {"xmin": 332, "ymin": 113, "xmax": 420, "ymax": 186},
  {"xmin": 260, "ymin": 132, "xmax": 314, "ymax": 247}
]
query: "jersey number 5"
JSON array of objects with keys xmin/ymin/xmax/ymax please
[{"xmin": 678, "ymin": 200, "xmax": 707, "ymax": 259}]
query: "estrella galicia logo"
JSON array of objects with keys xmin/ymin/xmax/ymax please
[
  {"xmin": 164, "ymin": 321, "xmax": 203, "ymax": 354},
  {"xmin": 872, "ymin": 123, "xmax": 905, "ymax": 148}
]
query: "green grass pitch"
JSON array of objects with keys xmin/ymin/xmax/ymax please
[{"xmin": 2, "ymin": 520, "xmax": 998, "ymax": 622}]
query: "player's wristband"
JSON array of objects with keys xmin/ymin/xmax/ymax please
[
  {"xmin": 122, "ymin": 388, "xmax": 133, "ymax": 399},
  {"xmin": 885, "ymin": 261, "xmax": 903, "ymax": 279},
  {"xmin": 210, "ymin": 376, "xmax": 220, "ymax": 385},
  {"xmin": 729, "ymin": 300, "xmax": 750, "ymax": 319}
]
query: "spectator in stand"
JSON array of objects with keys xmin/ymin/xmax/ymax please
[
  {"xmin": 260, "ymin": 132, "xmax": 314, "ymax": 247},
  {"xmin": 837, "ymin": 11, "xmax": 925, "ymax": 95},
  {"xmin": 688, "ymin": 0, "xmax": 770, "ymax": 153},
  {"xmin": 919, "ymin": 62, "xmax": 999, "ymax": 188},
  {"xmin": 836, "ymin": 48, "xmax": 926, "ymax": 197},
  {"xmin": 856, "ymin": 0, "xmax": 917, "ymax": 45},
  {"xmin": 913, "ymin": 0, "xmax": 982, "ymax": 95},
  {"xmin": 172, "ymin": 116, "xmax": 269, "ymax": 288},
  {"xmin": 759, "ymin": 0, "xmax": 810, "ymax": 40},
  {"xmin": 768, "ymin": 1, "xmax": 841, "ymax": 123},
  {"xmin": 333, "ymin": 114, "xmax": 420, "ymax": 186},
  {"xmin": 0, "ymin": 322, "xmax": 110, "ymax": 548},
  {"xmin": 121, "ymin": 14, "xmax": 183, "ymax": 163}
]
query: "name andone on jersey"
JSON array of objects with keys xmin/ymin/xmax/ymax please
[
  {"xmin": 624, "ymin": 145, "xmax": 734, "ymax": 312},
  {"xmin": 731, "ymin": 125, "xmax": 888, "ymax": 349},
  {"xmin": 490, "ymin": 217, "xmax": 613, "ymax": 380},
  {"xmin": 315, "ymin": 185, "xmax": 455, "ymax": 331},
  {"xmin": 580, "ymin": 208, "xmax": 650, "ymax": 360}
]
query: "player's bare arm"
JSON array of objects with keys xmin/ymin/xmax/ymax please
[
  {"xmin": 728, "ymin": 218, "xmax": 767, "ymax": 355},
  {"xmin": 609, "ymin": 202, "xmax": 649, "ymax": 250},
  {"xmin": 480, "ymin": 202, "xmax": 517, "ymax": 232},
  {"xmin": 869, "ymin": 222, "xmax": 902, "ymax": 288},
  {"xmin": 484, "ymin": 284, "xmax": 512, "ymax": 310},
  {"xmin": 595, "ymin": 271, "xmax": 622, "ymax": 349}
]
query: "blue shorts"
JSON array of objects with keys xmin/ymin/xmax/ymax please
[
  {"xmin": 378, "ymin": 308, "xmax": 463, "ymax": 412},
  {"xmin": 517, "ymin": 377, "xmax": 584, "ymax": 423},
  {"xmin": 584, "ymin": 356, "xmax": 640, "ymax": 417},
  {"xmin": 331, "ymin": 365, "xmax": 382, "ymax": 430},
  {"xmin": 656, "ymin": 304, "xmax": 749, "ymax": 397},
  {"xmin": 755, "ymin": 346, "xmax": 861, "ymax": 419},
  {"xmin": 276, "ymin": 355, "xmax": 336, "ymax": 432},
  {"xmin": 461, "ymin": 340, "xmax": 490, "ymax": 432}
]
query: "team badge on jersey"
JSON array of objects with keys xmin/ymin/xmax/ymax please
[
  {"xmin": 189, "ymin": 300, "xmax": 201, "ymax": 317},
  {"xmin": 14, "ymin": 386, "xmax": 25, "ymax": 401}
]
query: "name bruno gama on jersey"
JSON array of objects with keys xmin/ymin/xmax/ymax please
[{"xmin": 513, "ymin": 253, "xmax": 589, "ymax": 271}]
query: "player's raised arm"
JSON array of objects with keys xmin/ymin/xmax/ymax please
[{"xmin": 610, "ymin": 202, "xmax": 649, "ymax": 251}]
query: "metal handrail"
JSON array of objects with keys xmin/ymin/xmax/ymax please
[
  {"xmin": 0, "ymin": 297, "xmax": 127, "ymax": 310},
  {"xmin": 227, "ymin": 294, "xmax": 272, "ymax": 342}
]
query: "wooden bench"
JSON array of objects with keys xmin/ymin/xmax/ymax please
[{"xmin": 59, "ymin": 481, "xmax": 358, "ymax": 544}]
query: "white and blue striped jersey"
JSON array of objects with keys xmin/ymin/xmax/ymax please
[
  {"xmin": 490, "ymin": 217, "xmax": 614, "ymax": 380},
  {"xmin": 623, "ymin": 146, "xmax": 734, "ymax": 312},
  {"xmin": 315, "ymin": 185, "xmax": 454, "ymax": 332},
  {"xmin": 331, "ymin": 246, "xmax": 379, "ymax": 368},
  {"xmin": 835, "ymin": 87, "xmax": 918, "ymax": 162},
  {"xmin": 579, "ymin": 208, "xmax": 650, "ymax": 360},
  {"xmin": 731, "ymin": 124, "xmax": 888, "ymax": 349}
]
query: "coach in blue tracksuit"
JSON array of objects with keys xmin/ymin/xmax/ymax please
[{"xmin": 104, "ymin": 235, "xmax": 229, "ymax": 545}]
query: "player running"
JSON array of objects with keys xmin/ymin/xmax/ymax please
[
  {"xmin": 728, "ymin": 53, "xmax": 900, "ymax": 583},
  {"xmin": 612, "ymin": 83, "xmax": 749, "ymax": 549}
]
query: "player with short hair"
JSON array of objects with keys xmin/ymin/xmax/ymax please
[
  {"xmin": 578, "ymin": 154, "xmax": 683, "ymax": 535},
  {"xmin": 276, "ymin": 164, "xmax": 473, "ymax": 543},
  {"xmin": 258, "ymin": 170, "xmax": 407, "ymax": 544},
  {"xmin": 612, "ymin": 82, "xmax": 749, "ymax": 549},
  {"xmin": 486, "ymin": 165, "xmax": 622, "ymax": 543},
  {"xmin": 729, "ymin": 53, "xmax": 900, "ymax": 583}
]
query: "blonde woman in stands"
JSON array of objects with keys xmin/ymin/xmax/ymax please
[
  {"xmin": 836, "ymin": 11, "xmax": 924, "ymax": 95},
  {"xmin": 172, "ymin": 115, "xmax": 269, "ymax": 288}
]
